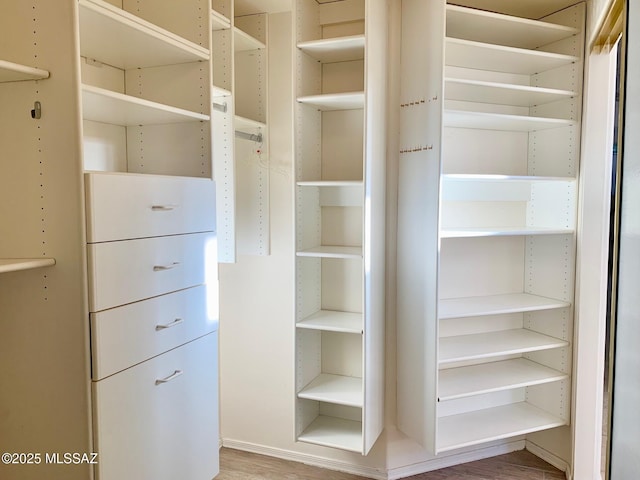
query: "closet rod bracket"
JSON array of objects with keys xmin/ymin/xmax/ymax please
[{"xmin": 31, "ymin": 101, "xmax": 42, "ymax": 120}]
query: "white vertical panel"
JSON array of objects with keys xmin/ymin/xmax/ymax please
[
  {"xmin": 396, "ymin": 0, "xmax": 445, "ymax": 454},
  {"xmin": 361, "ymin": 0, "xmax": 388, "ymax": 455},
  {"xmin": 0, "ymin": 1, "xmax": 92, "ymax": 478},
  {"xmin": 212, "ymin": 93, "xmax": 236, "ymax": 263}
]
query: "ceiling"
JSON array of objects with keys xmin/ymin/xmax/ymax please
[
  {"xmin": 448, "ymin": 0, "xmax": 583, "ymax": 19},
  {"xmin": 235, "ymin": 0, "xmax": 292, "ymax": 16}
]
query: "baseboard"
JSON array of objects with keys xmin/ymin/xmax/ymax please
[
  {"xmin": 221, "ymin": 439, "xmax": 388, "ymax": 480},
  {"xmin": 387, "ymin": 440, "xmax": 525, "ymax": 480},
  {"xmin": 525, "ymin": 440, "xmax": 571, "ymax": 479}
]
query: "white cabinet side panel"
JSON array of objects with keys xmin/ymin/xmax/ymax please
[{"xmin": 396, "ymin": 0, "xmax": 445, "ymax": 453}]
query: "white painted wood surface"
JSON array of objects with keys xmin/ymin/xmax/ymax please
[
  {"xmin": 0, "ymin": 59, "xmax": 49, "ymax": 82},
  {"xmin": 298, "ymin": 35, "xmax": 365, "ymax": 63},
  {"xmin": 297, "ymin": 416, "xmax": 363, "ymax": 453},
  {"xmin": 297, "ymin": 92, "xmax": 365, "ymax": 111},
  {"xmin": 297, "ymin": 310, "xmax": 363, "ymax": 334},
  {"xmin": 298, "ymin": 374, "xmax": 363, "ymax": 407},
  {"xmin": 439, "ymin": 293, "xmax": 570, "ymax": 319}
]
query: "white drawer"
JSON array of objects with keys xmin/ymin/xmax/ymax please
[
  {"xmin": 85, "ymin": 172, "xmax": 216, "ymax": 243},
  {"xmin": 87, "ymin": 232, "xmax": 214, "ymax": 312},
  {"xmin": 91, "ymin": 285, "xmax": 218, "ymax": 380},
  {"xmin": 93, "ymin": 333, "xmax": 219, "ymax": 480}
]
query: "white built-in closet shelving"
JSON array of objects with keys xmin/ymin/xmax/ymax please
[
  {"xmin": 397, "ymin": 0, "xmax": 584, "ymax": 454},
  {"xmin": 294, "ymin": 0, "xmax": 388, "ymax": 455},
  {"xmin": 0, "ymin": 58, "xmax": 54, "ymax": 273}
]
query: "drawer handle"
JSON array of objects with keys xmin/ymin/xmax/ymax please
[
  {"xmin": 155, "ymin": 318, "xmax": 184, "ymax": 331},
  {"xmin": 151, "ymin": 205, "xmax": 179, "ymax": 211},
  {"xmin": 155, "ymin": 370, "xmax": 183, "ymax": 386},
  {"xmin": 153, "ymin": 262, "xmax": 181, "ymax": 272}
]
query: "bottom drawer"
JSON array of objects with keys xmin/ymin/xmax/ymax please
[{"xmin": 93, "ymin": 333, "xmax": 219, "ymax": 480}]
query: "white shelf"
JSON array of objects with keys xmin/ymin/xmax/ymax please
[
  {"xmin": 438, "ymin": 358, "xmax": 568, "ymax": 401},
  {"xmin": 446, "ymin": 38, "xmax": 578, "ymax": 75},
  {"xmin": 212, "ymin": 85, "xmax": 232, "ymax": 97},
  {"xmin": 0, "ymin": 60, "xmax": 49, "ymax": 83},
  {"xmin": 235, "ymin": 115, "xmax": 266, "ymax": 130},
  {"xmin": 297, "ymin": 181, "xmax": 363, "ymax": 187},
  {"xmin": 78, "ymin": 0, "xmax": 209, "ymax": 70},
  {"xmin": 82, "ymin": 84, "xmax": 209, "ymax": 126},
  {"xmin": 438, "ymin": 402, "xmax": 565, "ymax": 452},
  {"xmin": 439, "ymin": 328, "xmax": 568, "ymax": 365},
  {"xmin": 442, "ymin": 174, "xmax": 575, "ymax": 183},
  {"xmin": 0, "ymin": 258, "xmax": 56, "ymax": 274},
  {"xmin": 297, "ymin": 416, "xmax": 362, "ymax": 453},
  {"xmin": 444, "ymin": 109, "xmax": 575, "ymax": 132},
  {"xmin": 296, "ymin": 246, "xmax": 362, "ymax": 259},
  {"xmin": 440, "ymin": 226, "xmax": 574, "ymax": 238},
  {"xmin": 439, "ymin": 293, "xmax": 570, "ymax": 320},
  {"xmin": 297, "ymin": 310, "xmax": 363, "ymax": 333},
  {"xmin": 445, "ymin": 78, "xmax": 576, "ymax": 107},
  {"xmin": 234, "ymin": 26, "xmax": 265, "ymax": 52},
  {"xmin": 298, "ymin": 35, "xmax": 365, "ymax": 63},
  {"xmin": 211, "ymin": 10, "xmax": 231, "ymax": 31},
  {"xmin": 446, "ymin": 5, "xmax": 578, "ymax": 50},
  {"xmin": 297, "ymin": 92, "xmax": 365, "ymax": 111},
  {"xmin": 298, "ymin": 374, "xmax": 363, "ymax": 407}
]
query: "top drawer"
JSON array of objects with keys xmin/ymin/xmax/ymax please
[{"xmin": 85, "ymin": 172, "xmax": 216, "ymax": 243}]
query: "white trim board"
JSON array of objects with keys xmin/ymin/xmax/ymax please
[
  {"xmin": 222, "ymin": 438, "xmax": 537, "ymax": 480},
  {"xmin": 525, "ymin": 440, "xmax": 570, "ymax": 479},
  {"xmin": 221, "ymin": 439, "xmax": 387, "ymax": 480}
]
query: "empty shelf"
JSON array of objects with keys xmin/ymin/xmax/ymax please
[
  {"xmin": 211, "ymin": 10, "xmax": 231, "ymax": 31},
  {"xmin": 438, "ymin": 402, "xmax": 566, "ymax": 452},
  {"xmin": 298, "ymin": 416, "xmax": 362, "ymax": 453},
  {"xmin": 298, "ymin": 35, "xmax": 365, "ymax": 63},
  {"xmin": 439, "ymin": 293, "xmax": 570, "ymax": 319},
  {"xmin": 298, "ymin": 374, "xmax": 363, "ymax": 407},
  {"xmin": 79, "ymin": 0, "xmax": 209, "ymax": 70},
  {"xmin": 446, "ymin": 38, "xmax": 578, "ymax": 75},
  {"xmin": 296, "ymin": 246, "xmax": 362, "ymax": 259},
  {"xmin": 82, "ymin": 84, "xmax": 209, "ymax": 126},
  {"xmin": 445, "ymin": 78, "xmax": 576, "ymax": 107},
  {"xmin": 297, "ymin": 310, "xmax": 363, "ymax": 334},
  {"xmin": 438, "ymin": 358, "xmax": 568, "ymax": 401},
  {"xmin": 440, "ymin": 226, "xmax": 574, "ymax": 238},
  {"xmin": 444, "ymin": 109, "xmax": 575, "ymax": 131},
  {"xmin": 442, "ymin": 174, "xmax": 575, "ymax": 183},
  {"xmin": 0, "ymin": 258, "xmax": 56, "ymax": 274},
  {"xmin": 234, "ymin": 27, "xmax": 265, "ymax": 51},
  {"xmin": 235, "ymin": 115, "xmax": 266, "ymax": 130},
  {"xmin": 0, "ymin": 60, "xmax": 49, "ymax": 83},
  {"xmin": 298, "ymin": 92, "xmax": 364, "ymax": 111},
  {"xmin": 446, "ymin": 5, "xmax": 578, "ymax": 50},
  {"xmin": 297, "ymin": 181, "xmax": 363, "ymax": 187},
  {"xmin": 439, "ymin": 328, "xmax": 568, "ymax": 365},
  {"xmin": 212, "ymin": 85, "xmax": 232, "ymax": 97}
]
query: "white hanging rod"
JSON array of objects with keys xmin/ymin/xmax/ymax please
[{"xmin": 235, "ymin": 130, "xmax": 263, "ymax": 143}]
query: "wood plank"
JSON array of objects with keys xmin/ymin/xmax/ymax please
[
  {"xmin": 298, "ymin": 374, "xmax": 363, "ymax": 407},
  {"xmin": 438, "ymin": 402, "xmax": 566, "ymax": 452},
  {"xmin": 445, "ymin": 78, "xmax": 576, "ymax": 107},
  {"xmin": 446, "ymin": 5, "xmax": 578, "ymax": 50},
  {"xmin": 444, "ymin": 109, "xmax": 574, "ymax": 131},
  {"xmin": 297, "ymin": 310, "xmax": 363, "ymax": 334},
  {"xmin": 446, "ymin": 38, "xmax": 578, "ymax": 75},
  {"xmin": 438, "ymin": 358, "xmax": 568, "ymax": 401},
  {"xmin": 0, "ymin": 258, "xmax": 55, "ymax": 274},
  {"xmin": 440, "ymin": 226, "xmax": 574, "ymax": 238},
  {"xmin": 297, "ymin": 92, "xmax": 364, "ymax": 111},
  {"xmin": 439, "ymin": 293, "xmax": 570, "ymax": 319},
  {"xmin": 82, "ymin": 84, "xmax": 209, "ymax": 126},
  {"xmin": 78, "ymin": 0, "xmax": 208, "ymax": 70},
  {"xmin": 0, "ymin": 60, "xmax": 49, "ymax": 83},
  {"xmin": 298, "ymin": 35, "xmax": 365, "ymax": 63},
  {"xmin": 439, "ymin": 329, "xmax": 568, "ymax": 365},
  {"xmin": 297, "ymin": 416, "xmax": 362, "ymax": 453},
  {"xmin": 296, "ymin": 246, "xmax": 362, "ymax": 259}
]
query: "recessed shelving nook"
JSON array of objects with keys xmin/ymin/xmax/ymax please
[
  {"xmin": 294, "ymin": 0, "xmax": 388, "ymax": 455},
  {"xmin": 397, "ymin": 0, "xmax": 584, "ymax": 454}
]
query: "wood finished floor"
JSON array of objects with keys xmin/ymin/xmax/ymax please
[{"xmin": 218, "ymin": 448, "xmax": 566, "ymax": 480}]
